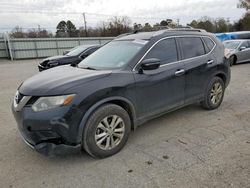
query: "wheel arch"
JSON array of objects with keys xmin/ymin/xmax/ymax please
[
  {"xmin": 77, "ymin": 96, "xmax": 137, "ymax": 143},
  {"xmin": 215, "ymin": 72, "xmax": 227, "ymax": 85}
]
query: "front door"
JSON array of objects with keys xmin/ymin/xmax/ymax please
[
  {"xmin": 237, "ymin": 41, "xmax": 250, "ymax": 63},
  {"xmin": 133, "ymin": 38, "xmax": 185, "ymax": 119}
]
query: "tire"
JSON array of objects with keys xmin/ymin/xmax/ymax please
[
  {"xmin": 201, "ymin": 76, "xmax": 225, "ymax": 110},
  {"xmin": 229, "ymin": 55, "xmax": 236, "ymax": 66},
  {"xmin": 82, "ymin": 104, "xmax": 131, "ymax": 158}
]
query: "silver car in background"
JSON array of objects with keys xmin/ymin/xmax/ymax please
[{"xmin": 223, "ymin": 40, "xmax": 250, "ymax": 66}]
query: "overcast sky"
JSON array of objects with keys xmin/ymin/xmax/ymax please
[{"xmin": 0, "ymin": 0, "xmax": 246, "ymax": 32}]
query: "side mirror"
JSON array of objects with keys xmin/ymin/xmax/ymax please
[
  {"xmin": 240, "ymin": 46, "xmax": 246, "ymax": 51},
  {"xmin": 140, "ymin": 58, "xmax": 161, "ymax": 71}
]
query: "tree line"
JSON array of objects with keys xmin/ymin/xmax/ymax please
[{"xmin": 10, "ymin": 0, "xmax": 250, "ymax": 38}]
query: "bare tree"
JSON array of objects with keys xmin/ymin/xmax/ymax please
[
  {"xmin": 10, "ymin": 26, "xmax": 25, "ymax": 38},
  {"xmin": 26, "ymin": 29, "xmax": 37, "ymax": 38},
  {"xmin": 107, "ymin": 16, "xmax": 132, "ymax": 36}
]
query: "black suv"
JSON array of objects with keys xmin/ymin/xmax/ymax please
[{"xmin": 12, "ymin": 29, "xmax": 230, "ymax": 158}]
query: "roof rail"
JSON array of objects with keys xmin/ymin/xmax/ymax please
[
  {"xmin": 168, "ymin": 28, "xmax": 207, "ymax": 32},
  {"xmin": 115, "ymin": 27, "xmax": 207, "ymax": 39},
  {"xmin": 151, "ymin": 27, "xmax": 206, "ymax": 37}
]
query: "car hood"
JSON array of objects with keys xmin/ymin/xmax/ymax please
[
  {"xmin": 41, "ymin": 55, "xmax": 77, "ymax": 65},
  {"xmin": 19, "ymin": 65, "xmax": 112, "ymax": 96},
  {"xmin": 44, "ymin": 55, "xmax": 66, "ymax": 61}
]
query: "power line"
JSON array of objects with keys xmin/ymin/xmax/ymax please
[{"xmin": 0, "ymin": 10, "xmax": 169, "ymax": 20}]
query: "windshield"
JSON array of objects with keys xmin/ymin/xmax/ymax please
[
  {"xmin": 78, "ymin": 40, "xmax": 147, "ymax": 69},
  {"xmin": 223, "ymin": 41, "xmax": 241, "ymax": 49},
  {"xmin": 66, "ymin": 46, "xmax": 89, "ymax": 56}
]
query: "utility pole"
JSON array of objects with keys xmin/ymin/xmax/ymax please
[
  {"xmin": 82, "ymin": 13, "xmax": 88, "ymax": 37},
  {"xmin": 38, "ymin": 24, "xmax": 41, "ymax": 37}
]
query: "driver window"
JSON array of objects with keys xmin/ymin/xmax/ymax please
[{"xmin": 144, "ymin": 38, "xmax": 178, "ymax": 65}]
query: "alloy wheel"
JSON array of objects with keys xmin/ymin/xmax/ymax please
[
  {"xmin": 210, "ymin": 82, "xmax": 223, "ymax": 105},
  {"xmin": 95, "ymin": 115, "xmax": 125, "ymax": 150}
]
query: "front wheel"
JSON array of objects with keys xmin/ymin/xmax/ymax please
[
  {"xmin": 201, "ymin": 77, "xmax": 225, "ymax": 110},
  {"xmin": 229, "ymin": 55, "xmax": 236, "ymax": 66},
  {"xmin": 82, "ymin": 104, "xmax": 131, "ymax": 158}
]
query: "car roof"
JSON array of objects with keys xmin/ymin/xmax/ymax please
[
  {"xmin": 223, "ymin": 39, "xmax": 250, "ymax": 43},
  {"xmin": 115, "ymin": 29, "xmax": 210, "ymax": 41}
]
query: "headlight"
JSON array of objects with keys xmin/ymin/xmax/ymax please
[{"xmin": 32, "ymin": 94, "xmax": 75, "ymax": 112}]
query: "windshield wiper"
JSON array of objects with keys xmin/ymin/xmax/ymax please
[{"xmin": 81, "ymin": 66, "xmax": 96, "ymax": 70}]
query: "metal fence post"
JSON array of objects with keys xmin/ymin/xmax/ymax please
[
  {"xmin": 55, "ymin": 38, "xmax": 59, "ymax": 55},
  {"xmin": 3, "ymin": 33, "xmax": 9, "ymax": 59},
  {"xmin": 4, "ymin": 33, "xmax": 13, "ymax": 61},
  {"xmin": 34, "ymin": 40, "xmax": 38, "ymax": 58}
]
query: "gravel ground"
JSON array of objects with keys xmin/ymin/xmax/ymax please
[{"xmin": 0, "ymin": 59, "xmax": 249, "ymax": 188}]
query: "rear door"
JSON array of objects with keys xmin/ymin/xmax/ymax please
[
  {"xmin": 133, "ymin": 38, "xmax": 185, "ymax": 119},
  {"xmin": 177, "ymin": 36, "xmax": 216, "ymax": 103}
]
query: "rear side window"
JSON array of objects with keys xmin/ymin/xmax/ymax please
[
  {"xmin": 144, "ymin": 38, "xmax": 178, "ymax": 64},
  {"xmin": 178, "ymin": 37, "xmax": 205, "ymax": 59},
  {"xmin": 203, "ymin": 37, "xmax": 215, "ymax": 51}
]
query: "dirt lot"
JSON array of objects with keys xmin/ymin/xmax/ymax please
[{"xmin": 0, "ymin": 59, "xmax": 249, "ymax": 188}]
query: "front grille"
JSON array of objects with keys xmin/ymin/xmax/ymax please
[
  {"xmin": 15, "ymin": 91, "xmax": 24, "ymax": 104},
  {"xmin": 26, "ymin": 96, "xmax": 39, "ymax": 106},
  {"xmin": 13, "ymin": 91, "xmax": 32, "ymax": 111}
]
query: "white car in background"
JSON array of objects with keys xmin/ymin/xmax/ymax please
[{"xmin": 223, "ymin": 40, "xmax": 250, "ymax": 66}]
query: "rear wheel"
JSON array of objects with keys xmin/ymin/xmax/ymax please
[
  {"xmin": 82, "ymin": 104, "xmax": 131, "ymax": 158},
  {"xmin": 201, "ymin": 77, "xmax": 225, "ymax": 110}
]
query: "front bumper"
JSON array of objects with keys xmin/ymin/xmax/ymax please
[
  {"xmin": 12, "ymin": 101, "xmax": 84, "ymax": 156},
  {"xmin": 18, "ymin": 131, "xmax": 81, "ymax": 155}
]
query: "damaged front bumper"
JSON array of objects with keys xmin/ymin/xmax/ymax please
[
  {"xmin": 18, "ymin": 129, "xmax": 81, "ymax": 156},
  {"xmin": 12, "ymin": 98, "xmax": 83, "ymax": 156}
]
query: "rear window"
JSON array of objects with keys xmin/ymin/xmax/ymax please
[
  {"xmin": 178, "ymin": 37, "xmax": 205, "ymax": 59},
  {"xmin": 203, "ymin": 37, "xmax": 215, "ymax": 51}
]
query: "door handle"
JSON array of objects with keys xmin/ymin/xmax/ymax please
[
  {"xmin": 175, "ymin": 69, "xmax": 185, "ymax": 76},
  {"xmin": 207, "ymin": 60, "xmax": 214, "ymax": 65}
]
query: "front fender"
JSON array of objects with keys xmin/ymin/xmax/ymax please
[{"xmin": 76, "ymin": 96, "xmax": 136, "ymax": 144}]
